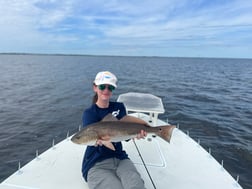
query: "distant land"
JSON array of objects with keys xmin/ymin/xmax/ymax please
[{"xmin": 1, "ymin": 52, "xmax": 252, "ymax": 60}]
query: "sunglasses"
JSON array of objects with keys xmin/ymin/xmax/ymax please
[{"xmin": 98, "ymin": 84, "xmax": 115, "ymax": 92}]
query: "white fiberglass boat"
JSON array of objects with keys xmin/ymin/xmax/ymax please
[{"xmin": 0, "ymin": 93, "xmax": 243, "ymax": 189}]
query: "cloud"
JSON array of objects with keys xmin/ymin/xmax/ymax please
[{"xmin": 0, "ymin": 0, "xmax": 252, "ymax": 57}]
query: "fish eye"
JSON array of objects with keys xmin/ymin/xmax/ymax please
[{"xmin": 75, "ymin": 135, "xmax": 81, "ymax": 139}]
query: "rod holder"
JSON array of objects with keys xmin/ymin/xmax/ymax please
[
  {"xmin": 35, "ymin": 149, "xmax": 41, "ymax": 160},
  {"xmin": 236, "ymin": 175, "xmax": 239, "ymax": 183},
  {"xmin": 52, "ymin": 139, "xmax": 56, "ymax": 149},
  {"xmin": 18, "ymin": 161, "xmax": 21, "ymax": 171}
]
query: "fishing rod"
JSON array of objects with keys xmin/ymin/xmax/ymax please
[{"xmin": 133, "ymin": 139, "xmax": 156, "ymax": 189}]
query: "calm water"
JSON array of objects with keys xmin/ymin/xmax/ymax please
[{"xmin": 0, "ymin": 54, "xmax": 251, "ymax": 188}]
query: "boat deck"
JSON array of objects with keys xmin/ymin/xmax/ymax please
[{"xmin": 0, "ymin": 113, "xmax": 242, "ymax": 189}]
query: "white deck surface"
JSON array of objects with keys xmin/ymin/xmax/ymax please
[{"xmin": 0, "ymin": 113, "xmax": 243, "ymax": 189}]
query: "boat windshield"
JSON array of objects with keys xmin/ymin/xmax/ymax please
[{"xmin": 117, "ymin": 92, "xmax": 165, "ymax": 114}]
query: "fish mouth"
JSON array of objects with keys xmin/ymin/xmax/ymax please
[
  {"xmin": 71, "ymin": 134, "xmax": 97, "ymax": 145},
  {"xmin": 71, "ymin": 135, "xmax": 81, "ymax": 144}
]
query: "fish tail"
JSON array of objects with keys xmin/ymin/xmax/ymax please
[{"xmin": 157, "ymin": 125, "xmax": 176, "ymax": 143}]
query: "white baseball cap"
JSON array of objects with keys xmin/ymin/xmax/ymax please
[{"xmin": 94, "ymin": 71, "xmax": 117, "ymax": 88}]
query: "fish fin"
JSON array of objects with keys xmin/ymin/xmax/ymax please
[
  {"xmin": 102, "ymin": 114, "xmax": 118, "ymax": 122},
  {"xmin": 157, "ymin": 125, "xmax": 176, "ymax": 143},
  {"xmin": 120, "ymin": 115, "xmax": 150, "ymax": 126}
]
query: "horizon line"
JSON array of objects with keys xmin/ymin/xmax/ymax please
[{"xmin": 1, "ymin": 52, "xmax": 251, "ymax": 60}]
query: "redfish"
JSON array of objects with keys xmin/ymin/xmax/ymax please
[{"xmin": 71, "ymin": 114, "xmax": 175, "ymax": 145}]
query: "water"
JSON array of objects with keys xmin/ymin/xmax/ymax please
[{"xmin": 0, "ymin": 54, "xmax": 251, "ymax": 188}]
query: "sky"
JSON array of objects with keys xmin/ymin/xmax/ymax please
[{"xmin": 0, "ymin": 0, "xmax": 252, "ymax": 58}]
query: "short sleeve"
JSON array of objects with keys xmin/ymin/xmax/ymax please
[{"xmin": 82, "ymin": 106, "xmax": 100, "ymax": 127}]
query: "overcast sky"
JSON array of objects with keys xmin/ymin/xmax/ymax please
[{"xmin": 1, "ymin": 0, "xmax": 252, "ymax": 58}]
